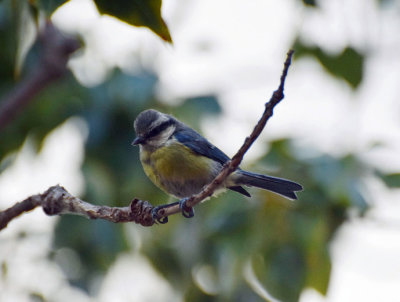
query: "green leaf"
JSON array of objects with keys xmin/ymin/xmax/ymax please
[
  {"xmin": 31, "ymin": 0, "xmax": 172, "ymax": 43},
  {"xmin": 302, "ymin": 218, "xmax": 331, "ymax": 294},
  {"xmin": 94, "ymin": 0, "xmax": 172, "ymax": 43},
  {"xmin": 13, "ymin": 0, "xmax": 38, "ymax": 78},
  {"xmin": 294, "ymin": 40, "xmax": 364, "ymax": 89},
  {"xmin": 302, "ymin": 0, "xmax": 317, "ymax": 7},
  {"xmin": 253, "ymin": 247, "xmax": 305, "ymax": 302},
  {"xmin": 0, "ymin": 1, "xmax": 17, "ymax": 92},
  {"xmin": 381, "ymin": 173, "xmax": 400, "ymax": 188}
]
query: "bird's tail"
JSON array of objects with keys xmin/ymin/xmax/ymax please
[{"xmin": 236, "ymin": 170, "xmax": 303, "ymax": 200}]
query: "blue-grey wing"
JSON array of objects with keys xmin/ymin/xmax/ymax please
[
  {"xmin": 173, "ymin": 129, "xmax": 230, "ymax": 165},
  {"xmin": 173, "ymin": 128, "xmax": 251, "ymax": 197}
]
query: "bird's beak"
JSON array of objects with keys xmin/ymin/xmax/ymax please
[{"xmin": 132, "ymin": 136, "xmax": 144, "ymax": 146}]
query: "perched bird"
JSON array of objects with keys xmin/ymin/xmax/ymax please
[{"xmin": 132, "ymin": 109, "xmax": 302, "ymax": 221}]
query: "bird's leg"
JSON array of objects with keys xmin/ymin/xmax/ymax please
[
  {"xmin": 151, "ymin": 201, "xmax": 179, "ymax": 224},
  {"xmin": 179, "ymin": 197, "xmax": 195, "ymax": 218}
]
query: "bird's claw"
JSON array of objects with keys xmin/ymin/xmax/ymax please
[
  {"xmin": 151, "ymin": 206, "xmax": 169, "ymax": 224},
  {"xmin": 179, "ymin": 198, "xmax": 194, "ymax": 218},
  {"xmin": 151, "ymin": 199, "xmax": 194, "ymax": 222}
]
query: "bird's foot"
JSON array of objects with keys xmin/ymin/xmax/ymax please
[
  {"xmin": 151, "ymin": 201, "xmax": 179, "ymax": 224},
  {"xmin": 179, "ymin": 197, "xmax": 194, "ymax": 218}
]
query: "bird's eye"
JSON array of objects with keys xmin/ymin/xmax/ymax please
[{"xmin": 147, "ymin": 120, "xmax": 174, "ymax": 139}]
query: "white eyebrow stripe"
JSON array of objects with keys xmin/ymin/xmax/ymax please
[{"xmin": 149, "ymin": 114, "xmax": 169, "ymax": 130}]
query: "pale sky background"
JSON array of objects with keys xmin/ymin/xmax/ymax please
[{"xmin": 1, "ymin": 0, "xmax": 400, "ymax": 301}]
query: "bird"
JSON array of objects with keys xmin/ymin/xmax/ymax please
[{"xmin": 132, "ymin": 109, "xmax": 302, "ymax": 222}]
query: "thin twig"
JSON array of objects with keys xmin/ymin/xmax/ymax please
[
  {"xmin": 0, "ymin": 195, "xmax": 42, "ymax": 230},
  {"xmin": 0, "ymin": 50, "xmax": 294, "ymax": 230}
]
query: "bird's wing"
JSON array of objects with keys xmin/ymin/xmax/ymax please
[
  {"xmin": 174, "ymin": 128, "xmax": 251, "ymax": 197},
  {"xmin": 173, "ymin": 129, "xmax": 230, "ymax": 165}
]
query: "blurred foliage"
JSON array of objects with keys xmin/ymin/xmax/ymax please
[
  {"xmin": 294, "ymin": 39, "xmax": 364, "ymax": 89},
  {"xmin": 9, "ymin": 0, "xmax": 170, "ymax": 76},
  {"xmin": 301, "ymin": 0, "xmax": 317, "ymax": 7},
  {"xmin": 380, "ymin": 173, "xmax": 400, "ymax": 188},
  {"xmin": 0, "ymin": 0, "xmax": 398, "ymax": 302},
  {"xmin": 34, "ymin": 0, "xmax": 172, "ymax": 42},
  {"xmin": 0, "ymin": 0, "xmax": 17, "ymax": 93},
  {"xmin": 34, "ymin": 0, "xmax": 66, "ymax": 16},
  {"xmin": 14, "ymin": 0, "xmax": 37, "ymax": 78},
  {"xmin": 378, "ymin": 0, "xmax": 396, "ymax": 7},
  {"xmin": 175, "ymin": 96, "xmax": 222, "ymax": 129}
]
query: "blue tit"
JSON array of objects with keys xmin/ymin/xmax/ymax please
[{"xmin": 132, "ymin": 109, "xmax": 302, "ymax": 220}]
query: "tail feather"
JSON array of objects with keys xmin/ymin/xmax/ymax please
[{"xmin": 237, "ymin": 170, "xmax": 303, "ymax": 200}]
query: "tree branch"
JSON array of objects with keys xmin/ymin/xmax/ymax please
[
  {"xmin": 0, "ymin": 185, "xmax": 155, "ymax": 230},
  {"xmin": 0, "ymin": 50, "xmax": 294, "ymax": 230},
  {"xmin": 155, "ymin": 49, "xmax": 295, "ymax": 218},
  {"xmin": 0, "ymin": 21, "xmax": 80, "ymax": 132}
]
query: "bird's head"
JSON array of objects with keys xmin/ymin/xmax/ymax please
[{"xmin": 132, "ymin": 109, "xmax": 177, "ymax": 148}]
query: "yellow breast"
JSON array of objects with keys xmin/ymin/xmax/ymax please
[{"xmin": 140, "ymin": 142, "xmax": 217, "ymax": 198}]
